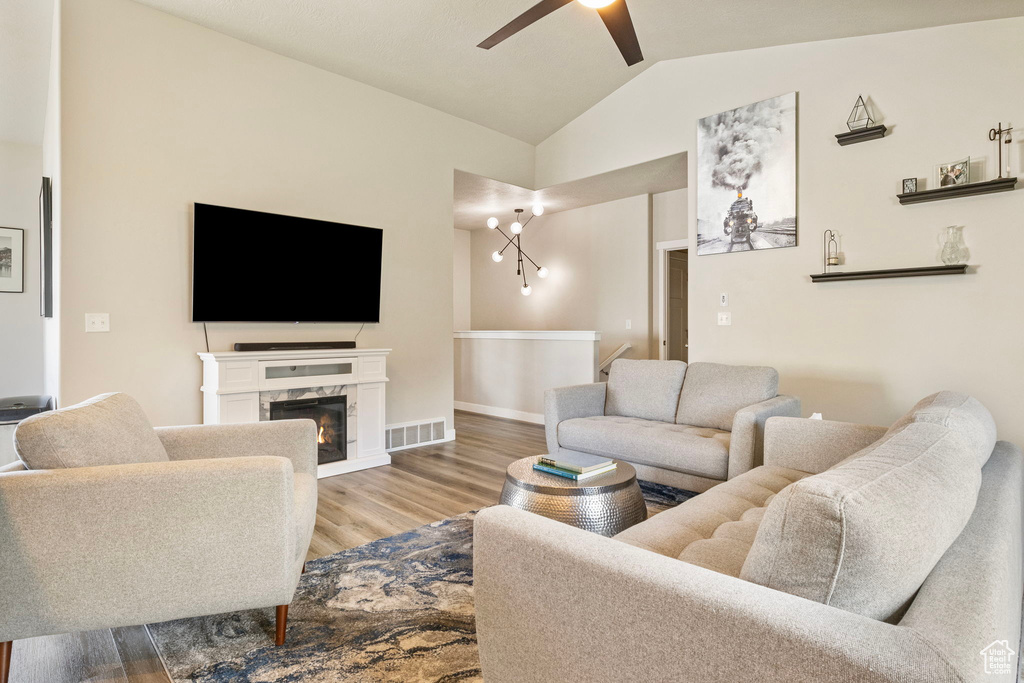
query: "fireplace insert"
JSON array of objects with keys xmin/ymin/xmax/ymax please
[{"xmin": 269, "ymin": 395, "xmax": 347, "ymax": 465}]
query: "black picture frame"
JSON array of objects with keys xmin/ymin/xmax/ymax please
[
  {"xmin": 40, "ymin": 177, "xmax": 53, "ymax": 317},
  {"xmin": 0, "ymin": 226, "xmax": 25, "ymax": 293}
]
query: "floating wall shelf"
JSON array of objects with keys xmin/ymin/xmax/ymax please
[
  {"xmin": 810, "ymin": 264, "xmax": 968, "ymax": 283},
  {"xmin": 897, "ymin": 177, "xmax": 1017, "ymax": 205},
  {"xmin": 835, "ymin": 124, "xmax": 888, "ymax": 146}
]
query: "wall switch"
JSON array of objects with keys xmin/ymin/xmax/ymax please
[
  {"xmin": 717, "ymin": 312, "xmax": 732, "ymax": 326},
  {"xmin": 85, "ymin": 313, "xmax": 110, "ymax": 333},
  {"xmin": 720, "ymin": 293, "xmax": 729, "ymax": 307},
  {"xmin": 625, "ymin": 319, "xmax": 631, "ymax": 330}
]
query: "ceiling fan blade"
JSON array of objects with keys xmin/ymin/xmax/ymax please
[
  {"xmin": 478, "ymin": 0, "xmax": 575, "ymax": 49},
  {"xmin": 597, "ymin": 0, "xmax": 644, "ymax": 66}
]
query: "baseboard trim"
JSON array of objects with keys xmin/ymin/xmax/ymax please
[{"xmin": 454, "ymin": 401, "xmax": 544, "ymax": 425}]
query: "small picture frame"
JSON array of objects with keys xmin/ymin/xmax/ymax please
[
  {"xmin": 0, "ymin": 226, "xmax": 25, "ymax": 293},
  {"xmin": 902, "ymin": 177, "xmax": 918, "ymax": 194},
  {"xmin": 936, "ymin": 157, "xmax": 970, "ymax": 187}
]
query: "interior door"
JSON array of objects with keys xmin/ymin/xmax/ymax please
[{"xmin": 668, "ymin": 250, "xmax": 688, "ymax": 362}]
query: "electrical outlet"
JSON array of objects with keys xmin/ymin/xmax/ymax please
[
  {"xmin": 625, "ymin": 319, "xmax": 631, "ymax": 330},
  {"xmin": 717, "ymin": 312, "xmax": 732, "ymax": 326},
  {"xmin": 85, "ymin": 313, "xmax": 110, "ymax": 333},
  {"xmin": 720, "ymin": 293, "xmax": 729, "ymax": 307}
]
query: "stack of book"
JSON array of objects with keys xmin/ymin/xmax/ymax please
[{"xmin": 533, "ymin": 452, "xmax": 616, "ymax": 481}]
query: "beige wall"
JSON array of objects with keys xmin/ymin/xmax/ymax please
[
  {"xmin": 536, "ymin": 17, "xmax": 1024, "ymax": 443},
  {"xmin": 58, "ymin": 0, "xmax": 534, "ymax": 427},
  {"xmin": 453, "ymin": 228, "xmax": 472, "ymax": 330},
  {"xmin": 0, "ymin": 141, "xmax": 44, "ymax": 396},
  {"xmin": 470, "ymin": 195, "xmax": 652, "ymax": 362},
  {"xmin": 454, "ymin": 334, "xmax": 599, "ymax": 420}
]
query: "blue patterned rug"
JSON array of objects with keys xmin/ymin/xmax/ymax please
[{"xmin": 148, "ymin": 482, "xmax": 695, "ymax": 682}]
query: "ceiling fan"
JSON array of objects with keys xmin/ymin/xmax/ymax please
[{"xmin": 478, "ymin": 0, "xmax": 644, "ymax": 67}]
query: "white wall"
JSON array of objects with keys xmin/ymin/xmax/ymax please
[
  {"xmin": 470, "ymin": 195, "xmax": 652, "ymax": 362},
  {"xmin": 536, "ymin": 18, "xmax": 1024, "ymax": 443},
  {"xmin": 58, "ymin": 0, "xmax": 534, "ymax": 427},
  {"xmin": 453, "ymin": 228, "xmax": 472, "ymax": 330},
  {"xmin": 41, "ymin": 0, "xmax": 61, "ymax": 403},
  {"xmin": 0, "ymin": 140, "xmax": 44, "ymax": 396}
]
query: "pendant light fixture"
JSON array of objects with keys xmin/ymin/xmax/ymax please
[{"xmin": 487, "ymin": 205, "xmax": 548, "ymax": 296}]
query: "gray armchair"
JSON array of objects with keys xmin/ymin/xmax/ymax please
[{"xmin": 0, "ymin": 393, "xmax": 318, "ymax": 683}]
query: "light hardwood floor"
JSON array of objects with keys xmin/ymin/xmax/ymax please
[{"xmin": 9, "ymin": 411, "xmax": 544, "ymax": 683}]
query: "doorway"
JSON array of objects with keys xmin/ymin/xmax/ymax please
[
  {"xmin": 656, "ymin": 240, "xmax": 689, "ymax": 361},
  {"xmin": 667, "ymin": 250, "xmax": 688, "ymax": 361}
]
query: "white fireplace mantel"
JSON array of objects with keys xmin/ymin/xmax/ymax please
[{"xmin": 198, "ymin": 348, "xmax": 391, "ymax": 479}]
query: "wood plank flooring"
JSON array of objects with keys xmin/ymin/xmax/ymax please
[{"xmin": 9, "ymin": 411, "xmax": 544, "ymax": 683}]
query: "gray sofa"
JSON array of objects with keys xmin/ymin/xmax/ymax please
[
  {"xmin": 0, "ymin": 393, "xmax": 318, "ymax": 683},
  {"xmin": 476, "ymin": 391, "xmax": 1023, "ymax": 682},
  {"xmin": 545, "ymin": 360, "xmax": 800, "ymax": 492}
]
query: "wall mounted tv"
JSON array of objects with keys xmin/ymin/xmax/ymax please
[{"xmin": 192, "ymin": 203, "xmax": 383, "ymax": 323}]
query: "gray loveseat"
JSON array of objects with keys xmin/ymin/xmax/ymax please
[
  {"xmin": 545, "ymin": 359, "xmax": 800, "ymax": 492},
  {"xmin": 476, "ymin": 391, "xmax": 1022, "ymax": 682}
]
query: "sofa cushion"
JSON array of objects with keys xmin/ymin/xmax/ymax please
[
  {"xmin": 605, "ymin": 359, "xmax": 687, "ymax": 423},
  {"xmin": 558, "ymin": 416, "xmax": 730, "ymax": 480},
  {"xmin": 675, "ymin": 362, "xmax": 778, "ymax": 431},
  {"xmin": 14, "ymin": 393, "xmax": 170, "ymax": 470},
  {"xmin": 740, "ymin": 421, "xmax": 982, "ymax": 622},
  {"xmin": 615, "ymin": 465, "xmax": 809, "ymax": 577},
  {"xmin": 885, "ymin": 391, "xmax": 997, "ymax": 468}
]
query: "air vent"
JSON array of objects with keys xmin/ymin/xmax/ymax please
[{"xmin": 385, "ymin": 418, "xmax": 448, "ymax": 452}]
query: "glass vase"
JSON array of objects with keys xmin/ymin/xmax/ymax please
[{"xmin": 940, "ymin": 226, "xmax": 966, "ymax": 265}]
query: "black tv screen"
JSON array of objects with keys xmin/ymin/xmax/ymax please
[{"xmin": 192, "ymin": 203, "xmax": 382, "ymax": 323}]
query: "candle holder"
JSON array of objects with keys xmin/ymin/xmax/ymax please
[{"xmin": 823, "ymin": 230, "xmax": 840, "ymax": 273}]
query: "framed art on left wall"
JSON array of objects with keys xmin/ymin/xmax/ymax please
[{"xmin": 0, "ymin": 226, "xmax": 25, "ymax": 293}]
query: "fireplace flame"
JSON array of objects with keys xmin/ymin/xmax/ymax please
[{"xmin": 317, "ymin": 414, "xmax": 334, "ymax": 446}]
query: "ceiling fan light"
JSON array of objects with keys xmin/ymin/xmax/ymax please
[
  {"xmin": 492, "ymin": 251, "xmax": 504, "ymax": 262},
  {"xmin": 510, "ymin": 222, "xmax": 523, "ymax": 235},
  {"xmin": 577, "ymin": 0, "xmax": 615, "ymax": 7},
  {"xmin": 486, "ymin": 217, "xmax": 499, "ymax": 229}
]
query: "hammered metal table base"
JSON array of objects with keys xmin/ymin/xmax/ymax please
[{"xmin": 500, "ymin": 456, "xmax": 648, "ymax": 536}]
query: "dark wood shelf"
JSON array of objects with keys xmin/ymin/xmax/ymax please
[
  {"xmin": 835, "ymin": 124, "xmax": 888, "ymax": 146},
  {"xmin": 898, "ymin": 177, "xmax": 1017, "ymax": 205},
  {"xmin": 810, "ymin": 264, "xmax": 968, "ymax": 283}
]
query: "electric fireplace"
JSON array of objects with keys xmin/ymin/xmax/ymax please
[{"xmin": 269, "ymin": 395, "xmax": 347, "ymax": 465}]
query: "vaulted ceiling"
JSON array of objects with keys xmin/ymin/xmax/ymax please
[{"xmin": 130, "ymin": 0, "xmax": 1024, "ymax": 144}]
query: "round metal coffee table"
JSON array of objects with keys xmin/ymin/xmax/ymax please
[{"xmin": 499, "ymin": 455, "xmax": 647, "ymax": 536}]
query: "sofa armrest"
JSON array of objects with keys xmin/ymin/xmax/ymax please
[
  {"xmin": 474, "ymin": 506, "xmax": 957, "ymax": 683},
  {"xmin": 543, "ymin": 383, "xmax": 607, "ymax": 454},
  {"xmin": 155, "ymin": 419, "xmax": 318, "ymax": 477},
  {"xmin": 763, "ymin": 416, "xmax": 887, "ymax": 474},
  {"xmin": 0, "ymin": 456, "xmax": 298, "ymax": 642},
  {"xmin": 727, "ymin": 395, "xmax": 801, "ymax": 479}
]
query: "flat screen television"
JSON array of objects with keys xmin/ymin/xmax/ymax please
[{"xmin": 192, "ymin": 203, "xmax": 382, "ymax": 323}]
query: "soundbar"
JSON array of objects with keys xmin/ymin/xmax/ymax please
[{"xmin": 233, "ymin": 341, "xmax": 357, "ymax": 352}]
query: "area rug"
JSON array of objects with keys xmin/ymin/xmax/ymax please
[{"xmin": 148, "ymin": 481, "xmax": 695, "ymax": 682}]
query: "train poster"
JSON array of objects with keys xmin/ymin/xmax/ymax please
[{"xmin": 696, "ymin": 92, "xmax": 797, "ymax": 255}]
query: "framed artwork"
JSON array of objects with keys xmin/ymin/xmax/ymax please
[
  {"xmin": 0, "ymin": 226, "xmax": 25, "ymax": 293},
  {"xmin": 40, "ymin": 177, "xmax": 53, "ymax": 317},
  {"xmin": 902, "ymin": 178, "xmax": 918, "ymax": 194},
  {"xmin": 697, "ymin": 92, "xmax": 797, "ymax": 255},
  {"xmin": 936, "ymin": 157, "xmax": 970, "ymax": 187}
]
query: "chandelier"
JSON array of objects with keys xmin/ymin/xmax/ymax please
[{"xmin": 487, "ymin": 204, "xmax": 549, "ymax": 296}]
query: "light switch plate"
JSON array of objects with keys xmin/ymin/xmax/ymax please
[
  {"xmin": 720, "ymin": 293, "xmax": 729, "ymax": 307},
  {"xmin": 625, "ymin": 319, "xmax": 631, "ymax": 330},
  {"xmin": 85, "ymin": 313, "xmax": 110, "ymax": 333},
  {"xmin": 717, "ymin": 312, "xmax": 732, "ymax": 326}
]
